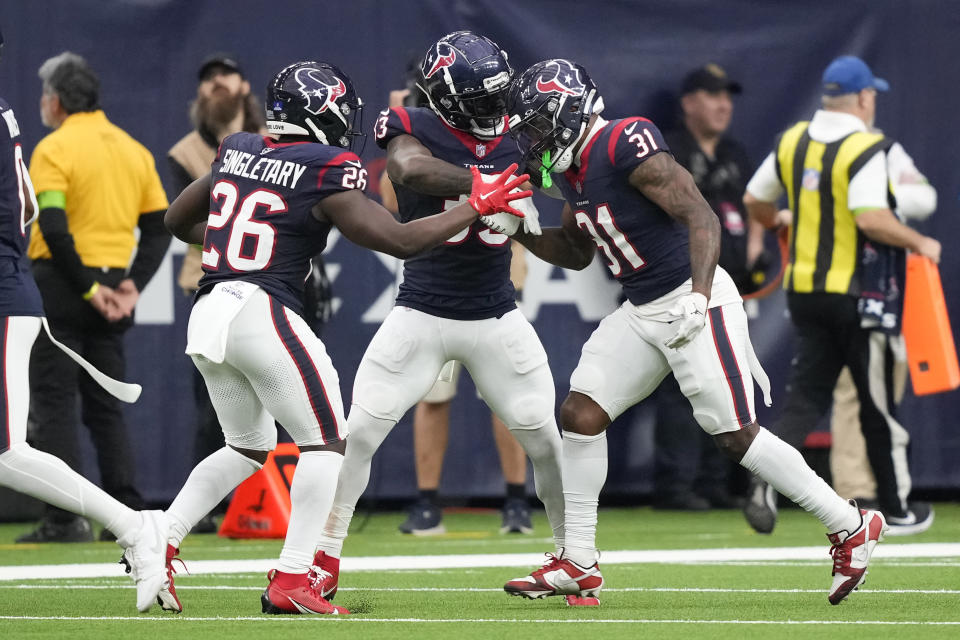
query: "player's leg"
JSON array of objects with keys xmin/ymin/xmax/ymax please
[
  {"xmin": 503, "ymin": 305, "xmax": 669, "ymax": 602},
  {"xmin": 317, "ymin": 307, "xmax": 448, "ymax": 558},
  {"xmin": 238, "ymin": 295, "xmax": 349, "ymax": 614},
  {"xmin": 464, "ymin": 309, "xmax": 564, "ymax": 550},
  {"xmin": 491, "ymin": 413, "xmax": 532, "ymax": 534},
  {"xmin": 661, "ymin": 301, "xmax": 885, "ymax": 604},
  {"xmin": 560, "ymin": 306, "xmax": 668, "ymax": 568},
  {"xmin": 0, "ymin": 316, "xmax": 165, "ymax": 611}
]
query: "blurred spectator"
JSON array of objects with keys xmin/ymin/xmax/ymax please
[
  {"xmin": 651, "ymin": 64, "xmax": 757, "ymax": 510},
  {"xmin": 829, "ymin": 131, "xmax": 938, "ymax": 507},
  {"xmin": 20, "ymin": 52, "xmax": 170, "ymax": 542},
  {"xmin": 743, "ymin": 55, "xmax": 940, "ymax": 535},
  {"xmin": 167, "ymin": 53, "xmax": 264, "ymax": 533}
]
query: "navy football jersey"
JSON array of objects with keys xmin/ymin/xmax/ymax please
[
  {"xmin": 0, "ymin": 98, "xmax": 43, "ymax": 317},
  {"xmin": 556, "ymin": 117, "xmax": 691, "ymax": 305},
  {"xmin": 198, "ymin": 132, "xmax": 366, "ymax": 315},
  {"xmin": 374, "ymin": 106, "xmax": 519, "ymax": 320}
]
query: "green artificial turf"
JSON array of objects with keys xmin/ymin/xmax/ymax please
[{"xmin": 0, "ymin": 505, "xmax": 957, "ymax": 639}]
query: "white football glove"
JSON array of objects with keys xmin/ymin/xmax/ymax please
[
  {"xmin": 478, "ymin": 172, "xmax": 542, "ymax": 236},
  {"xmin": 663, "ymin": 292, "xmax": 708, "ymax": 350}
]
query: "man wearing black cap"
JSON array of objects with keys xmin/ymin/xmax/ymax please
[
  {"xmin": 167, "ymin": 54, "xmax": 264, "ymax": 532},
  {"xmin": 650, "ymin": 64, "xmax": 758, "ymax": 510},
  {"xmin": 743, "ymin": 55, "xmax": 940, "ymax": 536}
]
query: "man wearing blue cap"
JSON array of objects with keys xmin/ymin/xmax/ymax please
[{"xmin": 742, "ymin": 55, "xmax": 940, "ymax": 536}]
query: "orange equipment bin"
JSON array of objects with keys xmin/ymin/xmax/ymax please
[
  {"xmin": 902, "ymin": 254, "xmax": 960, "ymax": 396},
  {"xmin": 219, "ymin": 443, "xmax": 300, "ymax": 539}
]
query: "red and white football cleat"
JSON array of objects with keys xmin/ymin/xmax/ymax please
[
  {"xmin": 308, "ymin": 550, "xmax": 339, "ymax": 600},
  {"xmin": 504, "ymin": 553, "xmax": 603, "ymax": 600},
  {"xmin": 261, "ymin": 569, "xmax": 349, "ymax": 615},
  {"xmin": 827, "ymin": 503, "xmax": 888, "ymax": 605},
  {"xmin": 157, "ymin": 544, "xmax": 184, "ymax": 613}
]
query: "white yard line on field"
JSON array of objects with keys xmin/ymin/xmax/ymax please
[
  {"xmin": 2, "ymin": 584, "xmax": 960, "ymax": 595},
  {"xmin": 1, "ymin": 543, "xmax": 958, "ymax": 582},
  {"xmin": 1, "ymin": 615, "xmax": 959, "ymax": 625}
]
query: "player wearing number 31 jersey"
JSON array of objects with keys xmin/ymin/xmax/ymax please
[
  {"xmin": 162, "ymin": 60, "xmax": 530, "ymax": 617},
  {"xmin": 314, "ymin": 32, "xmax": 566, "ymax": 595},
  {"xmin": 500, "ymin": 59, "xmax": 887, "ymax": 607}
]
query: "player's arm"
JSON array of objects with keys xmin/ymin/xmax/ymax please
[
  {"xmin": 386, "ymin": 134, "xmax": 472, "ymax": 197},
  {"xmin": 317, "ymin": 166, "xmax": 530, "ymax": 259},
  {"xmin": 164, "ymin": 173, "xmax": 211, "ymax": 245},
  {"xmin": 317, "ymin": 190, "xmax": 478, "ymax": 258},
  {"xmin": 512, "ymin": 203, "xmax": 595, "ymax": 270},
  {"xmin": 628, "ymin": 152, "xmax": 720, "ymax": 299}
]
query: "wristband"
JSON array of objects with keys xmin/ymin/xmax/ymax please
[{"xmin": 82, "ymin": 281, "xmax": 101, "ymax": 301}]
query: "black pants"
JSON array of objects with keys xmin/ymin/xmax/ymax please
[
  {"xmin": 28, "ymin": 260, "xmax": 143, "ymax": 521},
  {"xmin": 775, "ymin": 292, "xmax": 907, "ymax": 517},
  {"xmin": 653, "ymin": 373, "xmax": 731, "ymax": 500}
]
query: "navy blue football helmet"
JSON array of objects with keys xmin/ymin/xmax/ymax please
[
  {"xmin": 417, "ymin": 31, "xmax": 513, "ymax": 140},
  {"xmin": 265, "ymin": 61, "xmax": 365, "ymax": 152},
  {"xmin": 508, "ymin": 59, "xmax": 605, "ymax": 175}
]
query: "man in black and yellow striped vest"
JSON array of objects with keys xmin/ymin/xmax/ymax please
[{"xmin": 742, "ymin": 56, "xmax": 940, "ymax": 535}]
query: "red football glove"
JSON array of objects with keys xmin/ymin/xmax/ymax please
[{"xmin": 467, "ymin": 163, "xmax": 533, "ymax": 218}]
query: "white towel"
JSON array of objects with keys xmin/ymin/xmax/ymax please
[{"xmin": 185, "ymin": 281, "xmax": 260, "ymax": 363}]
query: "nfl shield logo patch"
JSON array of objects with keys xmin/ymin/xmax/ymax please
[
  {"xmin": 802, "ymin": 168, "xmax": 820, "ymax": 191},
  {"xmin": 475, "ymin": 143, "xmax": 487, "ymax": 158}
]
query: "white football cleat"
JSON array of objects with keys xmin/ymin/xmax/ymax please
[
  {"xmin": 827, "ymin": 502, "xmax": 888, "ymax": 605},
  {"xmin": 119, "ymin": 510, "xmax": 169, "ymax": 612}
]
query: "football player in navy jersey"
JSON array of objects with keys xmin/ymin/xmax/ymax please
[
  {"xmin": 0, "ymin": 28, "xmax": 168, "ymax": 613},
  {"xmin": 161, "ymin": 60, "xmax": 529, "ymax": 616},
  {"xmin": 313, "ymin": 32, "xmax": 566, "ymax": 595},
  {"xmin": 499, "ymin": 60, "xmax": 887, "ymax": 606}
]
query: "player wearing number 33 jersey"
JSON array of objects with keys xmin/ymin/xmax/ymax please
[
  {"xmin": 502, "ymin": 59, "xmax": 886, "ymax": 608},
  {"xmin": 314, "ymin": 32, "xmax": 566, "ymax": 593},
  {"xmin": 161, "ymin": 60, "xmax": 531, "ymax": 617}
]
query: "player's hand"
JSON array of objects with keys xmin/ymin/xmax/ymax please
[
  {"xmin": 914, "ymin": 236, "xmax": 941, "ymax": 264},
  {"xmin": 477, "ymin": 171, "xmax": 542, "ymax": 236},
  {"xmin": 468, "ymin": 164, "xmax": 532, "ymax": 218},
  {"xmin": 664, "ymin": 292, "xmax": 708, "ymax": 350}
]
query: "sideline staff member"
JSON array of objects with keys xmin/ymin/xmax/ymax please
[
  {"xmin": 742, "ymin": 56, "xmax": 939, "ymax": 536},
  {"xmin": 19, "ymin": 52, "xmax": 170, "ymax": 543}
]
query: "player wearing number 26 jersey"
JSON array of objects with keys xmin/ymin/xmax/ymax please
[
  {"xmin": 501, "ymin": 59, "xmax": 886, "ymax": 608},
  {"xmin": 161, "ymin": 60, "xmax": 530, "ymax": 617},
  {"xmin": 315, "ymin": 32, "xmax": 566, "ymax": 596}
]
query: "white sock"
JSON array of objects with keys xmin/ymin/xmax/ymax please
[
  {"xmin": 0, "ymin": 443, "xmax": 141, "ymax": 540},
  {"xmin": 316, "ymin": 407, "xmax": 396, "ymax": 558},
  {"xmin": 561, "ymin": 431, "xmax": 607, "ymax": 567},
  {"xmin": 166, "ymin": 446, "xmax": 261, "ymax": 548},
  {"xmin": 741, "ymin": 427, "xmax": 860, "ymax": 533},
  {"xmin": 276, "ymin": 451, "xmax": 344, "ymax": 574},
  {"xmin": 509, "ymin": 422, "xmax": 565, "ymax": 550}
]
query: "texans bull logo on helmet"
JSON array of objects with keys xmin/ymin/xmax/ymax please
[
  {"xmin": 535, "ymin": 60, "xmax": 584, "ymax": 96},
  {"xmin": 295, "ymin": 66, "xmax": 347, "ymax": 116},
  {"xmin": 424, "ymin": 42, "xmax": 457, "ymax": 79}
]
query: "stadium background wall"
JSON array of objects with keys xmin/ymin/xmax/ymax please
[{"xmin": 0, "ymin": 0, "xmax": 957, "ymax": 504}]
